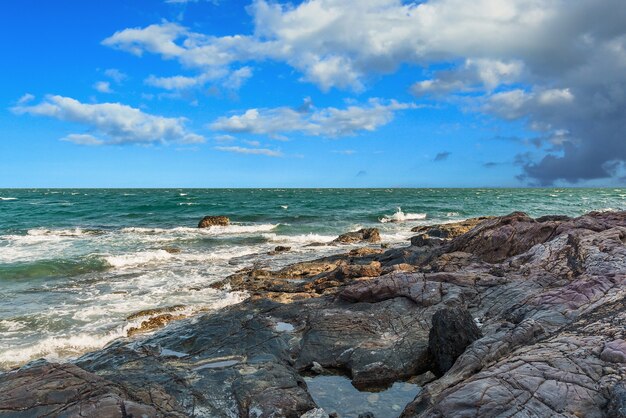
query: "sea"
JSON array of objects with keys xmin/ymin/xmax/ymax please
[{"xmin": 1, "ymin": 188, "xmax": 624, "ymax": 370}]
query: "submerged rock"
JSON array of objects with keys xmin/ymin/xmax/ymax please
[{"xmin": 198, "ymin": 215, "xmax": 230, "ymax": 228}]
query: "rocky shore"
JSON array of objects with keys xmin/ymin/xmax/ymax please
[{"xmin": 1, "ymin": 211, "xmax": 625, "ymax": 417}]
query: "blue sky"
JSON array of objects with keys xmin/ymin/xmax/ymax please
[{"xmin": 1, "ymin": 0, "xmax": 625, "ymax": 187}]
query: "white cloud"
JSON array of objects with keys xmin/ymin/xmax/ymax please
[
  {"xmin": 17, "ymin": 93, "xmax": 35, "ymax": 105},
  {"xmin": 12, "ymin": 95, "xmax": 204, "ymax": 146},
  {"xmin": 93, "ymin": 81, "xmax": 113, "ymax": 93},
  {"xmin": 61, "ymin": 134, "xmax": 104, "ymax": 146},
  {"xmin": 214, "ymin": 134, "xmax": 236, "ymax": 142},
  {"xmin": 215, "ymin": 145, "xmax": 282, "ymax": 157},
  {"xmin": 104, "ymin": 68, "xmax": 127, "ymax": 83},
  {"xmin": 223, "ymin": 66, "xmax": 253, "ymax": 90},
  {"xmin": 210, "ymin": 99, "xmax": 415, "ymax": 137},
  {"xmin": 101, "ymin": 0, "xmax": 626, "ymax": 183}
]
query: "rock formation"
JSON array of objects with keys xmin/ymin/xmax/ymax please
[
  {"xmin": 1, "ymin": 210, "xmax": 625, "ymax": 417},
  {"xmin": 198, "ymin": 215, "xmax": 230, "ymax": 228}
]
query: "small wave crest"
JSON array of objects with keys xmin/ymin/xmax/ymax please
[
  {"xmin": 0, "ymin": 197, "xmax": 17, "ymax": 201},
  {"xmin": 262, "ymin": 232, "xmax": 336, "ymax": 244},
  {"xmin": 379, "ymin": 207, "xmax": 427, "ymax": 223},
  {"xmin": 121, "ymin": 224, "xmax": 279, "ymax": 236},
  {"xmin": 103, "ymin": 249, "xmax": 174, "ymax": 268}
]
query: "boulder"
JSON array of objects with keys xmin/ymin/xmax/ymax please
[
  {"xmin": 333, "ymin": 228, "xmax": 381, "ymax": 244},
  {"xmin": 198, "ymin": 215, "xmax": 230, "ymax": 228},
  {"xmin": 411, "ymin": 217, "xmax": 491, "ymax": 238},
  {"xmin": 428, "ymin": 307, "xmax": 482, "ymax": 376}
]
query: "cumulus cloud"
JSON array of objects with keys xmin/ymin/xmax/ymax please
[
  {"xmin": 93, "ymin": 81, "xmax": 113, "ymax": 93},
  {"xmin": 214, "ymin": 134, "xmax": 236, "ymax": 142},
  {"xmin": 104, "ymin": 69, "xmax": 127, "ymax": 83},
  {"xmin": 215, "ymin": 145, "xmax": 282, "ymax": 157},
  {"xmin": 103, "ymin": 0, "xmax": 626, "ymax": 183},
  {"xmin": 61, "ymin": 134, "xmax": 104, "ymax": 146},
  {"xmin": 12, "ymin": 95, "xmax": 204, "ymax": 146},
  {"xmin": 210, "ymin": 99, "xmax": 415, "ymax": 138}
]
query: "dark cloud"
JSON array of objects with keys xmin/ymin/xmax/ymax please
[{"xmin": 434, "ymin": 152, "xmax": 451, "ymax": 162}]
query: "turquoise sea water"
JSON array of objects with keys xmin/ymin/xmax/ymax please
[{"xmin": 1, "ymin": 188, "xmax": 625, "ymax": 369}]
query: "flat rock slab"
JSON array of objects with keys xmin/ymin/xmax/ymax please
[{"xmin": 0, "ymin": 363, "xmax": 164, "ymax": 418}]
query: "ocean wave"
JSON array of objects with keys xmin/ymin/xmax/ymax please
[
  {"xmin": 26, "ymin": 228, "xmax": 104, "ymax": 237},
  {"xmin": 0, "ymin": 290, "xmax": 248, "ymax": 369},
  {"xmin": 0, "ymin": 197, "xmax": 17, "ymax": 201},
  {"xmin": 103, "ymin": 249, "xmax": 174, "ymax": 268},
  {"xmin": 262, "ymin": 232, "xmax": 336, "ymax": 244},
  {"xmin": 121, "ymin": 224, "xmax": 279, "ymax": 235},
  {"xmin": 0, "ymin": 257, "xmax": 109, "ymax": 280},
  {"xmin": 379, "ymin": 207, "xmax": 427, "ymax": 223}
]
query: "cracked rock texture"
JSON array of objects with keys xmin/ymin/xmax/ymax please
[{"xmin": 1, "ymin": 211, "xmax": 625, "ymax": 417}]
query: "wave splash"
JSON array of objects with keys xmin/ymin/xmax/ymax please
[{"xmin": 379, "ymin": 207, "xmax": 427, "ymax": 223}]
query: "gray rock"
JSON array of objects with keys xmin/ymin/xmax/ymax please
[{"xmin": 428, "ymin": 307, "xmax": 482, "ymax": 376}]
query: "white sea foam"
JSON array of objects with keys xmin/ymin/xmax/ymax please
[
  {"xmin": 262, "ymin": 232, "xmax": 335, "ymax": 244},
  {"xmin": 379, "ymin": 207, "xmax": 427, "ymax": 223},
  {"xmin": 0, "ymin": 197, "xmax": 17, "ymax": 201},
  {"xmin": 0, "ymin": 290, "xmax": 248, "ymax": 369},
  {"xmin": 121, "ymin": 224, "xmax": 278, "ymax": 235},
  {"xmin": 103, "ymin": 249, "xmax": 173, "ymax": 268}
]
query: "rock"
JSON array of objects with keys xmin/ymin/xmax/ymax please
[
  {"xmin": 0, "ymin": 363, "xmax": 167, "ymax": 417},
  {"xmin": 127, "ymin": 312, "xmax": 187, "ymax": 336},
  {"xmin": 333, "ymin": 228, "xmax": 381, "ymax": 244},
  {"xmin": 428, "ymin": 307, "xmax": 482, "ymax": 376},
  {"xmin": 311, "ymin": 361, "xmax": 325, "ymax": 374},
  {"xmin": 601, "ymin": 339, "xmax": 626, "ymax": 363},
  {"xmin": 408, "ymin": 370, "xmax": 437, "ymax": 386},
  {"xmin": 269, "ymin": 245, "xmax": 292, "ymax": 255},
  {"xmin": 301, "ymin": 408, "xmax": 329, "ymax": 418},
  {"xmin": 410, "ymin": 234, "xmax": 445, "ymax": 247},
  {"xmin": 198, "ymin": 215, "xmax": 230, "ymax": 228},
  {"xmin": 411, "ymin": 217, "xmax": 491, "ymax": 238},
  {"xmin": 608, "ymin": 382, "xmax": 626, "ymax": 418},
  {"xmin": 358, "ymin": 413, "xmax": 376, "ymax": 418},
  {"xmin": 163, "ymin": 246, "xmax": 182, "ymax": 254}
]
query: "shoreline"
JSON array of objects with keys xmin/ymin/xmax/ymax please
[{"xmin": 1, "ymin": 210, "xmax": 625, "ymax": 417}]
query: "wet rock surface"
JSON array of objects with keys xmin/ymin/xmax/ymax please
[
  {"xmin": 198, "ymin": 215, "xmax": 230, "ymax": 228},
  {"xmin": 2, "ymin": 210, "xmax": 626, "ymax": 417}
]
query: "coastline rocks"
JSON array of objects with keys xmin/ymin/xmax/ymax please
[
  {"xmin": 333, "ymin": 228, "xmax": 381, "ymax": 244},
  {"xmin": 0, "ymin": 363, "xmax": 166, "ymax": 417},
  {"xmin": 411, "ymin": 217, "xmax": 491, "ymax": 239},
  {"xmin": 427, "ymin": 307, "xmax": 482, "ymax": 376},
  {"xmin": 3, "ymin": 210, "xmax": 626, "ymax": 418},
  {"xmin": 608, "ymin": 382, "xmax": 626, "ymax": 418},
  {"xmin": 198, "ymin": 215, "xmax": 230, "ymax": 228}
]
